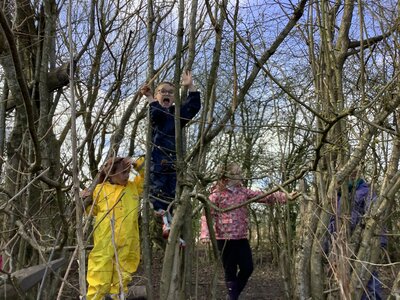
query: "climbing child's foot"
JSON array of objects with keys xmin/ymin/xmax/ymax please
[
  {"xmin": 154, "ymin": 209, "xmax": 165, "ymax": 217},
  {"xmin": 162, "ymin": 223, "xmax": 170, "ymax": 239},
  {"xmin": 155, "ymin": 209, "xmax": 171, "ymax": 239}
]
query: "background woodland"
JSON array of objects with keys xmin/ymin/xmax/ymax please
[{"xmin": 0, "ymin": 0, "xmax": 400, "ymax": 299}]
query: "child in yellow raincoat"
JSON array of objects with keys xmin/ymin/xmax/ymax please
[{"xmin": 86, "ymin": 156, "xmax": 145, "ymax": 300}]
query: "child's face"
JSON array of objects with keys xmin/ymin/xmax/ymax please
[
  {"xmin": 227, "ymin": 164, "xmax": 243, "ymax": 182},
  {"xmin": 155, "ymin": 83, "xmax": 175, "ymax": 108},
  {"xmin": 220, "ymin": 163, "xmax": 243, "ymax": 187},
  {"xmin": 109, "ymin": 159, "xmax": 131, "ymax": 186}
]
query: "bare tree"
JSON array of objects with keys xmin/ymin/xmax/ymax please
[
  {"xmin": 290, "ymin": 1, "xmax": 400, "ymax": 299},
  {"xmin": 1, "ymin": 0, "xmax": 399, "ymax": 299}
]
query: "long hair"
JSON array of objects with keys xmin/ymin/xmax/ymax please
[{"xmin": 98, "ymin": 157, "xmax": 128, "ymax": 183}]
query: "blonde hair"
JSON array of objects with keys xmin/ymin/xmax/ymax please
[
  {"xmin": 155, "ymin": 81, "xmax": 175, "ymax": 92},
  {"xmin": 216, "ymin": 162, "xmax": 243, "ymax": 181}
]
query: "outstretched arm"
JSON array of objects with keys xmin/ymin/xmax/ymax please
[{"xmin": 247, "ymin": 189, "xmax": 297, "ymax": 205}]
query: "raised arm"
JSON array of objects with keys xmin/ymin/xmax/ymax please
[
  {"xmin": 180, "ymin": 71, "xmax": 201, "ymax": 124},
  {"xmin": 140, "ymin": 84, "xmax": 168, "ymax": 122},
  {"xmin": 140, "ymin": 84, "xmax": 156, "ymax": 103},
  {"xmin": 181, "ymin": 70, "xmax": 196, "ymax": 92}
]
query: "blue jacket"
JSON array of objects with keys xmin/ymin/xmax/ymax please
[
  {"xmin": 327, "ymin": 179, "xmax": 385, "ymax": 300},
  {"xmin": 328, "ymin": 179, "xmax": 386, "ymax": 247},
  {"xmin": 150, "ymin": 91, "xmax": 201, "ymax": 165},
  {"xmin": 340, "ymin": 179, "xmax": 373, "ymax": 231}
]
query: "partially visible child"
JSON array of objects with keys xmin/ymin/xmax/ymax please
[
  {"xmin": 86, "ymin": 156, "xmax": 144, "ymax": 300},
  {"xmin": 326, "ymin": 174, "xmax": 386, "ymax": 300},
  {"xmin": 200, "ymin": 162, "xmax": 296, "ymax": 300},
  {"xmin": 141, "ymin": 70, "xmax": 201, "ymax": 238}
]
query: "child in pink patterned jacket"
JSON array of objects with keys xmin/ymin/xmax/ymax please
[{"xmin": 200, "ymin": 162, "xmax": 295, "ymax": 300}]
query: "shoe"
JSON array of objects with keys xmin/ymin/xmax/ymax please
[
  {"xmin": 161, "ymin": 211, "xmax": 171, "ymax": 239},
  {"xmin": 162, "ymin": 223, "xmax": 170, "ymax": 239},
  {"xmin": 226, "ymin": 281, "xmax": 239, "ymax": 300},
  {"xmin": 155, "ymin": 209, "xmax": 172, "ymax": 239},
  {"xmin": 179, "ymin": 238, "xmax": 186, "ymax": 248},
  {"xmin": 155, "ymin": 208, "xmax": 165, "ymax": 217}
]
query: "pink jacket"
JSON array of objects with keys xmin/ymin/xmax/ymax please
[{"xmin": 200, "ymin": 184, "xmax": 287, "ymax": 240}]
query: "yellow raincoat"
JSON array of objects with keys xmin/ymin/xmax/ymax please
[{"xmin": 86, "ymin": 160, "xmax": 144, "ymax": 300}]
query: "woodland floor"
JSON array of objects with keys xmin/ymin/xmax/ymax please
[
  {"xmin": 61, "ymin": 245, "xmax": 398, "ymax": 300},
  {"xmin": 61, "ymin": 245, "xmax": 285, "ymax": 299},
  {"xmin": 136, "ymin": 245, "xmax": 286, "ymax": 300}
]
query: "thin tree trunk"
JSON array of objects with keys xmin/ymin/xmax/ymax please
[
  {"xmin": 160, "ymin": 0, "xmax": 186, "ymax": 297},
  {"xmin": 140, "ymin": 1, "xmax": 156, "ymax": 299},
  {"xmin": 181, "ymin": 0, "xmax": 199, "ymax": 297},
  {"xmin": 0, "ymin": 80, "xmax": 7, "ymax": 174},
  {"xmin": 294, "ymin": 193, "xmax": 316, "ymax": 299},
  {"xmin": 68, "ymin": 0, "xmax": 86, "ymax": 295}
]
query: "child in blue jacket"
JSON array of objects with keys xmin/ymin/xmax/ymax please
[
  {"xmin": 326, "ymin": 177, "xmax": 386, "ymax": 300},
  {"xmin": 141, "ymin": 70, "xmax": 201, "ymax": 238}
]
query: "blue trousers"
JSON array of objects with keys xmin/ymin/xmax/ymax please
[{"xmin": 149, "ymin": 153, "xmax": 176, "ymax": 212}]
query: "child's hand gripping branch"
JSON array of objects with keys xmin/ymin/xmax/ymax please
[
  {"xmin": 132, "ymin": 155, "xmax": 145, "ymax": 174},
  {"xmin": 140, "ymin": 85, "xmax": 155, "ymax": 103}
]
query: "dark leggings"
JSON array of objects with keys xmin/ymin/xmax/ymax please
[{"xmin": 217, "ymin": 239, "xmax": 254, "ymax": 294}]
